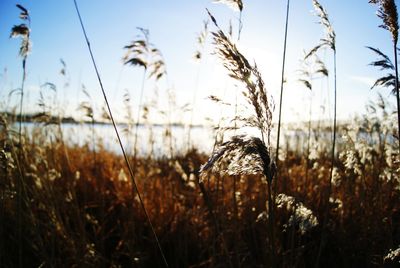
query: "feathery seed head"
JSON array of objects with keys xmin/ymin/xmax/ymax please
[
  {"xmin": 209, "ymin": 13, "xmax": 274, "ymax": 143},
  {"xmin": 276, "ymin": 193, "xmax": 319, "ymax": 235},
  {"xmin": 16, "ymin": 4, "xmax": 30, "ymax": 23},
  {"xmin": 10, "ymin": 5, "xmax": 31, "ymax": 58},
  {"xmin": 383, "ymin": 246, "xmax": 400, "ymax": 264},
  {"xmin": 306, "ymin": 0, "xmax": 336, "ymax": 59},
  {"xmin": 123, "ymin": 28, "xmax": 166, "ymax": 80},
  {"xmin": 199, "ymin": 135, "xmax": 275, "ymax": 182},
  {"xmin": 367, "ymin": 46, "xmax": 398, "ymax": 94},
  {"xmin": 370, "ymin": 0, "xmax": 399, "ymax": 44}
]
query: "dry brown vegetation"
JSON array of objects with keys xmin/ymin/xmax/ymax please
[{"xmin": 1, "ymin": 110, "xmax": 399, "ymax": 267}]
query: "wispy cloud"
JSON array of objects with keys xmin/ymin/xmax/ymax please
[{"xmin": 350, "ymin": 75, "xmax": 376, "ymax": 88}]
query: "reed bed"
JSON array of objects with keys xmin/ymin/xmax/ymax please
[{"xmin": 1, "ymin": 105, "xmax": 399, "ymax": 267}]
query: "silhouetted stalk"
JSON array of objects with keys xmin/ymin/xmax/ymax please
[
  {"xmin": 132, "ymin": 70, "xmax": 147, "ymax": 164},
  {"xmin": 315, "ymin": 50, "xmax": 337, "ymax": 268},
  {"xmin": 57, "ymin": 62, "xmax": 72, "ymax": 172},
  {"xmin": 79, "ymin": 89, "xmax": 97, "ymax": 163},
  {"xmin": 3, "ymin": 118, "xmax": 30, "ymax": 267},
  {"xmin": 164, "ymin": 87, "xmax": 175, "ymax": 159},
  {"xmin": 272, "ymin": 1, "xmax": 290, "ymax": 265},
  {"xmin": 18, "ymin": 66, "xmax": 26, "ymax": 147},
  {"xmin": 299, "ymin": 55, "xmax": 328, "ymax": 188},
  {"xmin": 57, "ymin": 118, "xmax": 72, "ymax": 172},
  {"xmin": 266, "ymin": 178, "xmax": 276, "ymax": 268},
  {"xmin": 232, "ymin": 175, "xmax": 240, "ymax": 266},
  {"xmin": 13, "ymin": 146, "xmax": 26, "ymax": 268},
  {"xmin": 91, "ymin": 115, "xmax": 96, "ymax": 163},
  {"xmin": 369, "ymin": 0, "xmax": 399, "ymax": 152},
  {"xmin": 197, "ymin": 177, "xmax": 234, "ymax": 268},
  {"xmin": 16, "ymin": 58, "xmax": 26, "ymax": 268},
  {"xmin": 187, "ymin": 67, "xmax": 200, "ymax": 150},
  {"xmin": 305, "ymin": 94, "xmax": 312, "ymax": 188},
  {"xmin": 330, "ymin": 50, "xmax": 337, "ymax": 192},
  {"xmin": 394, "ymin": 43, "xmax": 400, "ymax": 152},
  {"xmin": 14, "ymin": 4, "xmax": 31, "ymax": 148},
  {"xmin": 301, "ymin": 1, "xmax": 336, "ymax": 265},
  {"xmin": 161, "ymin": 78, "xmax": 174, "ymax": 159},
  {"xmin": 188, "ymin": 20, "xmax": 208, "ymax": 150},
  {"xmin": 168, "ymin": 107, "xmax": 174, "ymax": 159},
  {"xmin": 72, "ymin": 1, "xmax": 169, "ymax": 266},
  {"xmin": 10, "ymin": 5, "xmax": 31, "ymax": 267},
  {"xmin": 275, "ymin": 0, "xmax": 291, "ymax": 176}
]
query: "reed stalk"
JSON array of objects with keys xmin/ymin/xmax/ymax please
[
  {"xmin": 205, "ymin": 9, "xmax": 277, "ymax": 265},
  {"xmin": 9, "ymin": 5, "xmax": 32, "ymax": 267},
  {"xmin": 72, "ymin": 1, "xmax": 168, "ymax": 266},
  {"xmin": 275, "ymin": 0, "xmax": 291, "ymax": 175},
  {"xmin": 123, "ymin": 28, "xmax": 166, "ymax": 161},
  {"xmin": 369, "ymin": 0, "xmax": 399, "ymax": 152},
  {"xmin": 303, "ymin": 1, "xmax": 337, "ymax": 266},
  {"xmin": 187, "ymin": 21, "xmax": 209, "ymax": 150}
]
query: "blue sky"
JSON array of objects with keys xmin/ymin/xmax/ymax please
[{"xmin": 0, "ymin": 0, "xmax": 398, "ymax": 125}]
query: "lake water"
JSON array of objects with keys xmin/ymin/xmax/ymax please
[
  {"xmin": 22, "ymin": 122, "xmax": 215, "ymax": 157},
  {"xmin": 18, "ymin": 122, "xmax": 387, "ymax": 157}
]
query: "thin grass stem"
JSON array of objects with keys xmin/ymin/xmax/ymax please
[
  {"xmin": 132, "ymin": 69, "xmax": 147, "ymax": 164},
  {"xmin": 394, "ymin": 43, "xmax": 400, "ymax": 153},
  {"xmin": 72, "ymin": 1, "xmax": 169, "ymax": 266},
  {"xmin": 275, "ymin": 0, "xmax": 291, "ymax": 172}
]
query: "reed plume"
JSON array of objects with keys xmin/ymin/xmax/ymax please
[
  {"xmin": 200, "ymin": 135, "xmax": 275, "ymax": 180},
  {"xmin": 123, "ymin": 28, "xmax": 166, "ymax": 160},
  {"xmin": 275, "ymin": 193, "xmax": 319, "ymax": 235},
  {"xmin": 305, "ymin": 1, "xmax": 337, "ymax": 266},
  {"xmin": 208, "ymin": 9, "xmax": 273, "ymax": 146},
  {"xmin": 367, "ymin": 46, "xmax": 398, "ymax": 94},
  {"xmin": 204, "ymin": 9, "xmax": 277, "ymax": 266},
  {"xmin": 9, "ymin": 5, "xmax": 31, "ymax": 266},
  {"xmin": 305, "ymin": 0, "xmax": 336, "ymax": 59},
  {"xmin": 306, "ymin": 0, "xmax": 337, "ymax": 185},
  {"xmin": 369, "ymin": 0, "xmax": 400, "ymax": 152},
  {"xmin": 10, "ymin": 4, "xmax": 31, "ymax": 145},
  {"xmin": 123, "ymin": 27, "xmax": 166, "ymax": 80},
  {"xmin": 370, "ymin": 0, "xmax": 398, "ymax": 44}
]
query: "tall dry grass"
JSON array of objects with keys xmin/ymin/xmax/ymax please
[
  {"xmin": 203, "ymin": 9, "xmax": 278, "ymax": 266},
  {"xmin": 369, "ymin": 0, "xmax": 400, "ymax": 153},
  {"xmin": 1, "ymin": 99, "xmax": 399, "ymax": 267},
  {"xmin": 303, "ymin": 1, "xmax": 337, "ymax": 265},
  {"xmin": 123, "ymin": 28, "xmax": 167, "ymax": 161},
  {"xmin": 10, "ymin": 4, "xmax": 30, "ymax": 145},
  {"xmin": 298, "ymin": 54, "xmax": 328, "ymax": 191},
  {"xmin": 73, "ymin": 0, "xmax": 168, "ymax": 265},
  {"xmin": 275, "ymin": 0, "xmax": 291, "ymax": 187}
]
